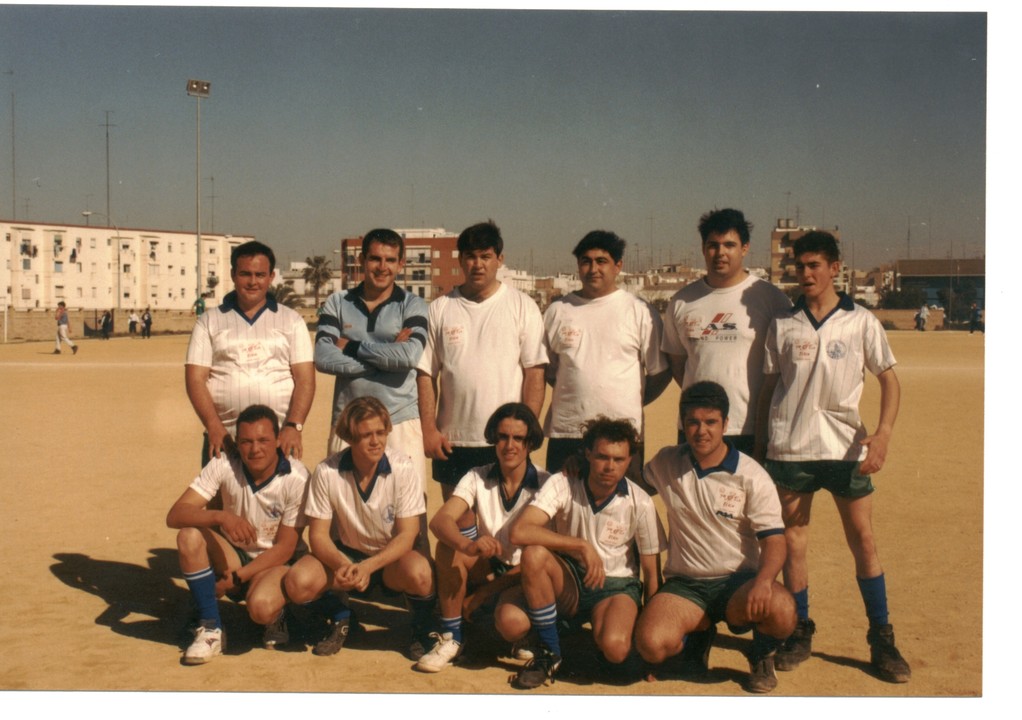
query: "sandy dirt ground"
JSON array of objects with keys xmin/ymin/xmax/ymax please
[{"xmin": 0, "ymin": 328, "xmax": 991, "ymax": 711}]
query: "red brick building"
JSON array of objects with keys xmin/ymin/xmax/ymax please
[{"xmin": 340, "ymin": 228, "xmax": 462, "ymax": 301}]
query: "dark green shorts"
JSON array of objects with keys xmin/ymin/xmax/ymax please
[
  {"xmin": 658, "ymin": 572, "xmax": 757, "ymax": 630},
  {"xmin": 766, "ymin": 460, "xmax": 875, "ymax": 498},
  {"xmin": 559, "ymin": 554, "xmax": 642, "ymax": 619}
]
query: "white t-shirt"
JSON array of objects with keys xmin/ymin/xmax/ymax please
[
  {"xmin": 304, "ymin": 450, "xmax": 425, "ymax": 554},
  {"xmin": 529, "ymin": 472, "xmax": 666, "ymax": 579},
  {"xmin": 186, "ymin": 293, "xmax": 314, "ymax": 434},
  {"xmin": 190, "ymin": 452, "xmax": 310, "ymax": 558},
  {"xmin": 643, "ymin": 443, "xmax": 783, "ymax": 580},
  {"xmin": 662, "ymin": 274, "xmax": 791, "ymax": 436},
  {"xmin": 451, "ymin": 461, "xmax": 551, "ymax": 567},
  {"xmin": 764, "ymin": 295, "xmax": 897, "ymax": 462},
  {"xmin": 543, "ymin": 289, "xmax": 667, "ymax": 439},
  {"xmin": 418, "ymin": 283, "xmax": 548, "ymax": 446}
]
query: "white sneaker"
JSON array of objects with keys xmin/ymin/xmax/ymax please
[
  {"xmin": 184, "ymin": 623, "xmax": 224, "ymax": 665},
  {"xmin": 414, "ymin": 632, "xmax": 462, "ymax": 673},
  {"xmin": 512, "ymin": 637, "xmax": 535, "ymax": 661}
]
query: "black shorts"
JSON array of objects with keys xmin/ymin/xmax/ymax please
[
  {"xmin": 766, "ymin": 460, "xmax": 875, "ymax": 498},
  {"xmin": 432, "ymin": 446, "xmax": 497, "ymax": 486}
]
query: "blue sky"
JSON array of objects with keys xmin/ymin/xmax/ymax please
[{"xmin": 0, "ymin": 4, "xmax": 990, "ymax": 273}]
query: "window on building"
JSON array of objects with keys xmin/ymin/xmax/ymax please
[
  {"xmin": 76, "ymin": 263, "xmax": 82, "ymax": 272},
  {"xmin": 22, "ymin": 288, "xmax": 31, "ymax": 300},
  {"xmin": 149, "ymin": 264, "xmax": 159, "ymax": 275},
  {"xmin": 433, "ymin": 250, "xmax": 440, "ymax": 258},
  {"xmin": 418, "ymin": 287, "xmax": 425, "ymax": 298},
  {"xmin": 452, "ymin": 250, "xmax": 459, "ymax": 258},
  {"xmin": 92, "ymin": 288, "xmax": 97, "ymax": 298},
  {"xmin": 181, "ymin": 288, "xmax": 186, "ymax": 298},
  {"xmin": 123, "ymin": 264, "xmax": 131, "ymax": 273},
  {"xmin": 22, "ymin": 258, "xmax": 30, "ymax": 270},
  {"xmin": 90, "ymin": 238, "xmax": 96, "ymax": 249},
  {"xmin": 181, "ymin": 268, "xmax": 186, "ymax": 276},
  {"xmin": 55, "ymin": 285, "xmax": 65, "ymax": 299},
  {"xmin": 209, "ymin": 247, "xmax": 216, "ymax": 254},
  {"xmin": 76, "ymin": 288, "xmax": 83, "ymax": 298},
  {"xmin": 433, "ymin": 267, "xmax": 439, "ymax": 276},
  {"xmin": 54, "ymin": 261, "xmax": 63, "ymax": 273},
  {"xmin": 452, "ymin": 268, "xmax": 460, "ymax": 275}
]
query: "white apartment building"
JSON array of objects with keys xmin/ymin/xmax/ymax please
[{"xmin": 1, "ymin": 219, "xmax": 252, "ymax": 311}]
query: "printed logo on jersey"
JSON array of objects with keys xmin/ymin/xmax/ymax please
[
  {"xmin": 384, "ymin": 504, "xmax": 396, "ymax": 524},
  {"xmin": 557, "ymin": 325, "xmax": 582, "ymax": 350},
  {"xmin": 713, "ymin": 485, "xmax": 746, "ymax": 520},
  {"xmin": 696, "ymin": 313, "xmax": 739, "ymax": 342},
  {"xmin": 826, "ymin": 340, "xmax": 847, "ymax": 359},
  {"xmin": 443, "ymin": 324, "xmax": 466, "ymax": 347},
  {"xmin": 267, "ymin": 504, "xmax": 284, "ymax": 520},
  {"xmin": 794, "ymin": 339, "xmax": 819, "ymax": 361}
]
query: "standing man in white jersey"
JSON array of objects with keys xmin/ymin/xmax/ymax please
[
  {"xmin": 417, "ymin": 220, "xmax": 548, "ymax": 535},
  {"xmin": 543, "ymin": 230, "xmax": 670, "ymax": 480},
  {"xmin": 755, "ymin": 231, "xmax": 910, "ymax": 684},
  {"xmin": 284, "ymin": 396, "xmax": 438, "ymax": 658},
  {"xmin": 509, "ymin": 417, "xmax": 665, "ymax": 689},
  {"xmin": 315, "ymin": 228, "xmax": 429, "ymax": 490},
  {"xmin": 186, "ymin": 241, "xmax": 315, "ymax": 465},
  {"xmin": 167, "ymin": 404, "xmax": 311, "ymax": 664},
  {"xmin": 662, "ymin": 208, "xmax": 791, "ymax": 456}
]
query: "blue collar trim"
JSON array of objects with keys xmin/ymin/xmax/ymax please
[
  {"xmin": 690, "ymin": 440, "xmax": 741, "ymax": 479},
  {"xmin": 219, "ymin": 290, "xmax": 278, "ymax": 325},
  {"xmin": 242, "ymin": 449, "xmax": 292, "ymax": 492}
]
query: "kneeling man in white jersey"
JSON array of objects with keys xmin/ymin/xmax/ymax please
[
  {"xmin": 509, "ymin": 417, "xmax": 665, "ymax": 689},
  {"xmin": 635, "ymin": 382, "xmax": 795, "ymax": 693},
  {"xmin": 167, "ymin": 404, "xmax": 311, "ymax": 664},
  {"xmin": 284, "ymin": 396, "xmax": 437, "ymax": 659}
]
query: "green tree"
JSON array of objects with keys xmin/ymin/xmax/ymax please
[
  {"xmin": 880, "ymin": 288, "xmax": 925, "ymax": 310},
  {"xmin": 270, "ymin": 284, "xmax": 303, "ymax": 310},
  {"xmin": 302, "ymin": 255, "xmax": 333, "ymax": 310}
]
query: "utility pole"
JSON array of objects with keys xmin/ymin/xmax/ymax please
[
  {"xmin": 208, "ymin": 176, "xmax": 216, "ymax": 233},
  {"xmin": 4, "ymin": 69, "xmax": 15, "ymax": 219},
  {"xmin": 101, "ymin": 111, "xmax": 116, "ymax": 224}
]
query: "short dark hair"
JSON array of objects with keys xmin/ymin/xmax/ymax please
[
  {"xmin": 483, "ymin": 402, "xmax": 544, "ymax": 449},
  {"xmin": 457, "ymin": 220, "xmax": 503, "ymax": 256},
  {"xmin": 362, "ymin": 228, "xmax": 405, "ymax": 260},
  {"xmin": 572, "ymin": 230, "xmax": 626, "ymax": 263},
  {"xmin": 698, "ymin": 208, "xmax": 752, "ymax": 246},
  {"xmin": 680, "ymin": 381, "xmax": 730, "ymax": 421},
  {"xmin": 793, "ymin": 231, "xmax": 841, "ymax": 264},
  {"xmin": 334, "ymin": 396, "xmax": 392, "ymax": 444},
  {"xmin": 231, "ymin": 240, "xmax": 276, "ymax": 272},
  {"xmin": 580, "ymin": 416, "xmax": 640, "ymax": 456},
  {"xmin": 236, "ymin": 404, "xmax": 280, "ymax": 437}
]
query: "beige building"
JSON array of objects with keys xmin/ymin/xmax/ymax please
[{"xmin": 2, "ymin": 219, "xmax": 252, "ymax": 311}]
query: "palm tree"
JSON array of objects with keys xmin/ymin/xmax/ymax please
[
  {"xmin": 269, "ymin": 283, "xmax": 303, "ymax": 310},
  {"xmin": 302, "ymin": 255, "xmax": 333, "ymax": 310}
]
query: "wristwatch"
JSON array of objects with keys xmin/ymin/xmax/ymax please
[{"xmin": 284, "ymin": 421, "xmax": 303, "ymax": 432}]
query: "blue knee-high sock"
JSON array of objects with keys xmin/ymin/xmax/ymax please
[
  {"xmin": 857, "ymin": 574, "xmax": 890, "ymax": 626},
  {"xmin": 793, "ymin": 587, "xmax": 810, "ymax": 621},
  {"xmin": 313, "ymin": 591, "xmax": 351, "ymax": 623},
  {"xmin": 407, "ymin": 592, "xmax": 436, "ymax": 635},
  {"xmin": 527, "ymin": 602, "xmax": 561, "ymax": 656},
  {"xmin": 184, "ymin": 567, "xmax": 221, "ymax": 628},
  {"xmin": 440, "ymin": 616, "xmax": 463, "ymax": 644},
  {"xmin": 751, "ymin": 629, "xmax": 782, "ymax": 660}
]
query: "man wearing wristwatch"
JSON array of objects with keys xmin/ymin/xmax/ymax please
[
  {"xmin": 167, "ymin": 404, "xmax": 311, "ymax": 664},
  {"xmin": 186, "ymin": 240, "xmax": 315, "ymax": 465}
]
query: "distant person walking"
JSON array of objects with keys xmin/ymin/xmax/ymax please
[
  {"xmin": 129, "ymin": 311, "xmax": 140, "ymax": 335},
  {"xmin": 100, "ymin": 309, "xmax": 113, "ymax": 340},
  {"xmin": 141, "ymin": 307, "xmax": 153, "ymax": 339},
  {"xmin": 53, "ymin": 301, "xmax": 78, "ymax": 355},
  {"xmin": 969, "ymin": 303, "xmax": 984, "ymax": 334},
  {"xmin": 915, "ymin": 304, "xmax": 929, "ymax": 331}
]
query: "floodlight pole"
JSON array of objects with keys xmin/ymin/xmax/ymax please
[{"xmin": 186, "ymin": 79, "xmax": 211, "ymax": 304}]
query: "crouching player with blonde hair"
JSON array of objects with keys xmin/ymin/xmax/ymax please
[
  {"xmin": 167, "ymin": 404, "xmax": 310, "ymax": 664},
  {"xmin": 284, "ymin": 396, "xmax": 438, "ymax": 658},
  {"xmin": 415, "ymin": 403, "xmax": 550, "ymax": 673}
]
